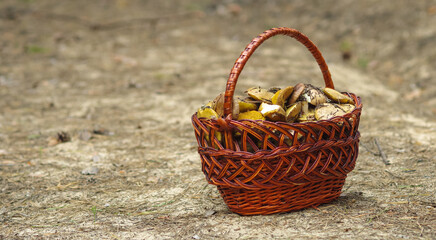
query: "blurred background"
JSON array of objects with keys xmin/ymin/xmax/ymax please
[{"xmin": 2, "ymin": 1, "xmax": 436, "ymax": 108}]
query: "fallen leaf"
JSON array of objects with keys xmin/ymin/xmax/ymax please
[
  {"xmin": 404, "ymin": 89, "xmax": 422, "ymax": 101},
  {"xmin": 47, "ymin": 137, "xmax": 59, "ymax": 146},
  {"xmin": 428, "ymin": 6, "xmax": 436, "ymax": 15}
]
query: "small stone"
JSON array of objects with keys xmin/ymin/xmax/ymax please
[
  {"xmin": 78, "ymin": 130, "xmax": 92, "ymax": 141},
  {"xmin": 92, "ymin": 154, "xmax": 101, "ymax": 162},
  {"xmin": 29, "ymin": 171, "xmax": 47, "ymax": 177},
  {"xmin": 81, "ymin": 166, "xmax": 99, "ymax": 175},
  {"xmin": 0, "ymin": 207, "xmax": 7, "ymax": 215},
  {"xmin": 192, "ymin": 235, "xmax": 200, "ymax": 240},
  {"xmin": 204, "ymin": 210, "xmax": 216, "ymax": 217},
  {"xmin": 70, "ymin": 102, "xmax": 95, "ymax": 119}
]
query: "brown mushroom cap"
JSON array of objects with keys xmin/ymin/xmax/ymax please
[{"xmin": 287, "ymin": 83, "xmax": 305, "ymax": 106}]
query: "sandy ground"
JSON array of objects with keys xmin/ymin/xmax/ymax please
[{"xmin": 1, "ymin": 0, "xmax": 435, "ymax": 239}]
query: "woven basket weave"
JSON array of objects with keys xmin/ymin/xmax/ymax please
[{"xmin": 191, "ymin": 27, "xmax": 362, "ymax": 215}]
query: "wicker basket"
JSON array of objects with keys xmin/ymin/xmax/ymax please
[{"xmin": 191, "ymin": 27, "xmax": 362, "ymax": 215}]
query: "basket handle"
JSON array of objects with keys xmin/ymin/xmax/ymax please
[{"xmin": 223, "ymin": 27, "xmax": 334, "ymax": 117}]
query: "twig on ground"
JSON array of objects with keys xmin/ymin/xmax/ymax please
[
  {"xmin": 374, "ymin": 138, "xmax": 390, "ymax": 165},
  {"xmin": 360, "ymin": 142, "xmax": 379, "ymax": 156},
  {"xmin": 416, "ymin": 220, "xmax": 424, "ymax": 237},
  {"xmin": 342, "ymin": 184, "xmax": 352, "ymax": 193},
  {"xmin": 384, "ymin": 169, "xmax": 405, "ymax": 180}
]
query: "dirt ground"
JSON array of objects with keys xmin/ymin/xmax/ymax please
[{"xmin": 1, "ymin": 0, "xmax": 435, "ymax": 239}]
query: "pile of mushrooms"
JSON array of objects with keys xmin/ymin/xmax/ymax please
[{"xmin": 197, "ymin": 83, "xmax": 355, "ymax": 123}]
